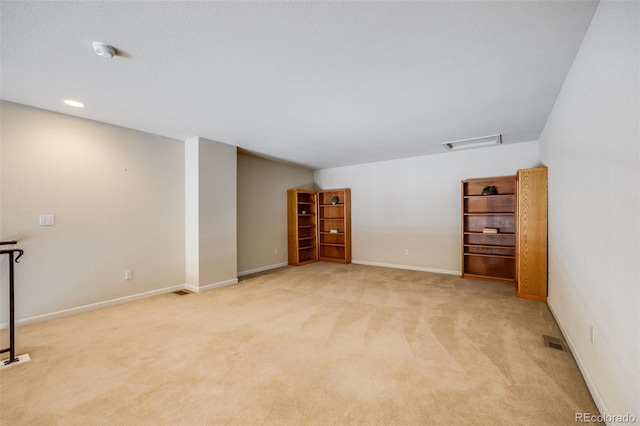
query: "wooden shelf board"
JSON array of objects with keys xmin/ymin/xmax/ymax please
[
  {"xmin": 463, "ymin": 252, "xmax": 515, "ymax": 259},
  {"xmin": 463, "ymin": 194, "xmax": 515, "ymax": 198},
  {"xmin": 299, "ymin": 245, "xmax": 316, "ymax": 250},
  {"xmin": 463, "ymin": 273, "xmax": 515, "ymax": 284},
  {"xmin": 464, "ymin": 244, "xmax": 514, "ymax": 249},
  {"xmin": 319, "ymin": 217, "xmax": 345, "ymax": 220},
  {"xmin": 320, "ymin": 243, "xmax": 345, "ymax": 247},
  {"xmin": 319, "ymin": 256, "xmax": 349, "ymax": 264},
  {"xmin": 464, "ymin": 212, "xmax": 514, "ymax": 216},
  {"xmin": 464, "ymin": 231, "xmax": 515, "ymax": 235}
]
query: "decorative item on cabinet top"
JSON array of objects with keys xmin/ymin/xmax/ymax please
[{"xmin": 482, "ymin": 185, "xmax": 498, "ymax": 195}]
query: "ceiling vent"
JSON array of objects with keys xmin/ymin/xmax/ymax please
[{"xmin": 442, "ymin": 134, "xmax": 502, "ymax": 151}]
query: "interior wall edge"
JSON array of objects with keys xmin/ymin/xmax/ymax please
[
  {"xmin": 1, "ymin": 283, "xmax": 186, "ymax": 329},
  {"xmin": 238, "ymin": 262, "xmax": 288, "ymax": 277},
  {"xmin": 547, "ymin": 299, "xmax": 609, "ymax": 421},
  {"xmin": 352, "ymin": 260, "xmax": 460, "ymax": 276}
]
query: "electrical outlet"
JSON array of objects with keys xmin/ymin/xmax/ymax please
[
  {"xmin": 404, "ymin": 249, "xmax": 409, "ymax": 256},
  {"xmin": 39, "ymin": 215, "xmax": 55, "ymax": 226},
  {"xmin": 274, "ymin": 248, "xmax": 278, "ymax": 254},
  {"xmin": 125, "ymin": 270, "xmax": 133, "ymax": 280}
]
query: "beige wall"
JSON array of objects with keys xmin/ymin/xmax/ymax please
[
  {"xmin": 0, "ymin": 101, "xmax": 185, "ymax": 322},
  {"xmin": 314, "ymin": 141, "xmax": 541, "ymax": 274},
  {"xmin": 198, "ymin": 138, "xmax": 237, "ymax": 287},
  {"xmin": 185, "ymin": 136, "xmax": 238, "ymax": 291},
  {"xmin": 237, "ymin": 153, "xmax": 313, "ymax": 275},
  {"xmin": 539, "ymin": 1, "xmax": 639, "ymax": 418}
]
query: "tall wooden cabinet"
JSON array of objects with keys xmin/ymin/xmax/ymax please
[
  {"xmin": 287, "ymin": 188, "xmax": 351, "ymax": 266},
  {"xmin": 461, "ymin": 167, "xmax": 548, "ymax": 301},
  {"xmin": 287, "ymin": 189, "xmax": 318, "ymax": 266},
  {"xmin": 317, "ymin": 189, "xmax": 351, "ymax": 264},
  {"xmin": 515, "ymin": 167, "xmax": 548, "ymax": 301}
]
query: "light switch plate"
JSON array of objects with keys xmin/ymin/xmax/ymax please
[{"xmin": 39, "ymin": 215, "xmax": 55, "ymax": 226}]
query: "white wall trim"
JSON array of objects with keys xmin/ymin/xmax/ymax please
[
  {"xmin": 238, "ymin": 262, "xmax": 288, "ymax": 277},
  {"xmin": 547, "ymin": 299, "xmax": 611, "ymax": 424},
  {"xmin": 1, "ymin": 284, "xmax": 186, "ymax": 329},
  {"xmin": 185, "ymin": 278, "xmax": 239, "ymax": 293},
  {"xmin": 352, "ymin": 260, "xmax": 460, "ymax": 276}
]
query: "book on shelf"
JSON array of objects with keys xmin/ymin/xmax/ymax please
[
  {"xmin": 482, "ymin": 228, "xmax": 498, "ymax": 234},
  {"xmin": 329, "ymin": 229, "xmax": 339, "ymax": 234}
]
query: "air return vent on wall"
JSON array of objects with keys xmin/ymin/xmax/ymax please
[{"xmin": 442, "ymin": 134, "xmax": 502, "ymax": 151}]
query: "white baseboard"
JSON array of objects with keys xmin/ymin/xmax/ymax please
[
  {"xmin": 1, "ymin": 284, "xmax": 185, "ymax": 329},
  {"xmin": 185, "ymin": 278, "xmax": 239, "ymax": 293},
  {"xmin": 547, "ymin": 299, "xmax": 612, "ymax": 424},
  {"xmin": 237, "ymin": 262, "xmax": 288, "ymax": 277},
  {"xmin": 352, "ymin": 260, "xmax": 460, "ymax": 276}
]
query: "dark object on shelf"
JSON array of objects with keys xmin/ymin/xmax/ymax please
[
  {"xmin": 331, "ymin": 196, "xmax": 339, "ymax": 205},
  {"xmin": 482, "ymin": 185, "xmax": 498, "ymax": 195}
]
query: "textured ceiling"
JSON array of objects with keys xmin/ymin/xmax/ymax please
[{"xmin": 0, "ymin": 1, "xmax": 598, "ymax": 169}]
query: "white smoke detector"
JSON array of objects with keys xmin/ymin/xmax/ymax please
[{"xmin": 92, "ymin": 42, "xmax": 116, "ymax": 58}]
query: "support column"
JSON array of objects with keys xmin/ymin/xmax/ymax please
[{"xmin": 185, "ymin": 137, "xmax": 238, "ymax": 292}]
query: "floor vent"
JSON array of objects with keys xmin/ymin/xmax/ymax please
[
  {"xmin": 173, "ymin": 290, "xmax": 193, "ymax": 296},
  {"xmin": 543, "ymin": 335, "xmax": 569, "ymax": 352}
]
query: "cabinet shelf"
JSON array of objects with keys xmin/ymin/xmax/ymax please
[
  {"xmin": 464, "ymin": 244, "xmax": 514, "ymax": 249},
  {"xmin": 464, "ymin": 252, "xmax": 515, "ymax": 260},
  {"xmin": 463, "ymin": 194, "xmax": 515, "ymax": 198},
  {"xmin": 464, "ymin": 212, "xmax": 513, "ymax": 216},
  {"xmin": 464, "ymin": 231, "xmax": 515, "ymax": 235}
]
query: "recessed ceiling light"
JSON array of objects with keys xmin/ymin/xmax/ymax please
[
  {"xmin": 64, "ymin": 100, "xmax": 85, "ymax": 108},
  {"xmin": 442, "ymin": 134, "xmax": 502, "ymax": 151}
]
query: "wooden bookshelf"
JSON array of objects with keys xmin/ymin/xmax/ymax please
[
  {"xmin": 461, "ymin": 176, "xmax": 517, "ymax": 283},
  {"xmin": 287, "ymin": 188, "xmax": 351, "ymax": 266},
  {"xmin": 461, "ymin": 168, "xmax": 548, "ymax": 302},
  {"xmin": 287, "ymin": 189, "xmax": 318, "ymax": 266},
  {"xmin": 317, "ymin": 189, "xmax": 351, "ymax": 264}
]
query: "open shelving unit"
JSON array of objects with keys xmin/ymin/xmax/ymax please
[
  {"xmin": 287, "ymin": 188, "xmax": 351, "ymax": 266},
  {"xmin": 287, "ymin": 189, "xmax": 318, "ymax": 266},
  {"xmin": 317, "ymin": 189, "xmax": 351, "ymax": 264},
  {"xmin": 461, "ymin": 176, "xmax": 517, "ymax": 283}
]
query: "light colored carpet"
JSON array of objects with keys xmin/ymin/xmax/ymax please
[{"xmin": 1, "ymin": 263, "xmax": 600, "ymax": 425}]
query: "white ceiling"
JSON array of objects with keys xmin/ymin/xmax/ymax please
[{"xmin": 1, "ymin": 1, "xmax": 598, "ymax": 169}]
